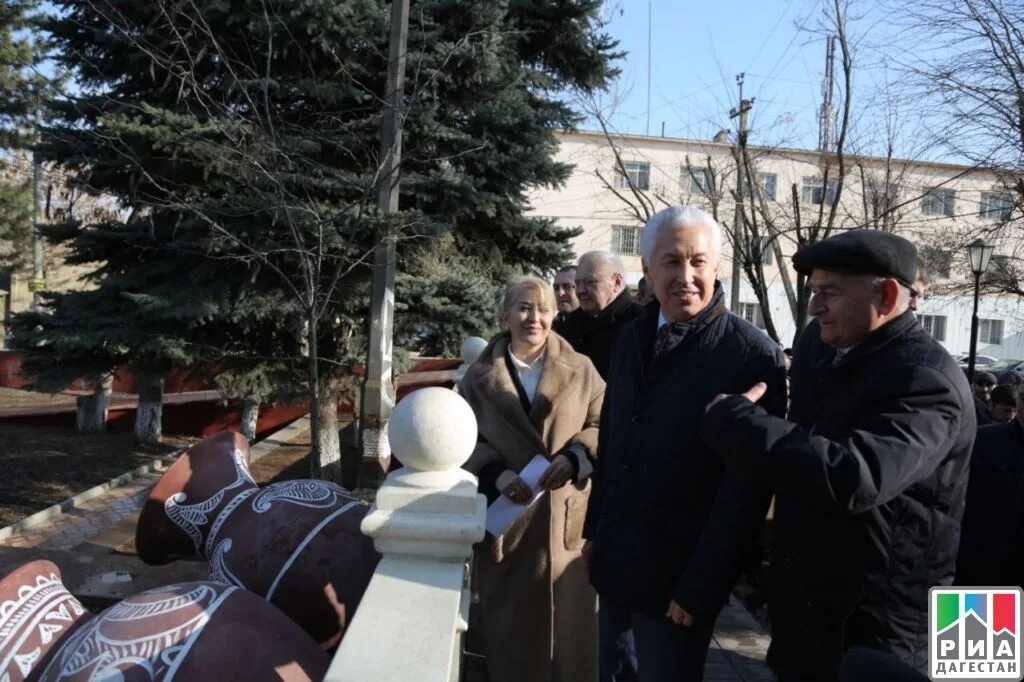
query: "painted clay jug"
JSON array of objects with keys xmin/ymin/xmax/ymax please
[
  {"xmin": 135, "ymin": 431, "xmax": 380, "ymax": 647},
  {"xmin": 0, "ymin": 560, "xmax": 328, "ymax": 681},
  {"xmin": 0, "ymin": 560, "xmax": 89, "ymax": 682}
]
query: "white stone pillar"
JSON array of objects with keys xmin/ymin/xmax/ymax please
[
  {"xmin": 325, "ymin": 387, "xmax": 485, "ymax": 682},
  {"xmin": 453, "ymin": 336, "xmax": 487, "ymax": 387}
]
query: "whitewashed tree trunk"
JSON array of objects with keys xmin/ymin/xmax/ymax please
[
  {"xmin": 240, "ymin": 399, "xmax": 260, "ymax": 442},
  {"xmin": 317, "ymin": 377, "xmax": 341, "ymax": 480},
  {"xmin": 76, "ymin": 376, "xmax": 112, "ymax": 432},
  {"xmin": 134, "ymin": 374, "xmax": 163, "ymax": 444}
]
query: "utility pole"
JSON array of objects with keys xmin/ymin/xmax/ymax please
[
  {"xmin": 728, "ymin": 74, "xmax": 754, "ymax": 312},
  {"xmin": 646, "ymin": 1, "xmax": 652, "ymax": 136},
  {"xmin": 818, "ymin": 35, "xmax": 836, "ymax": 153},
  {"xmin": 31, "ymin": 108, "xmax": 45, "ymax": 310},
  {"xmin": 361, "ymin": 0, "xmax": 409, "ymax": 488}
]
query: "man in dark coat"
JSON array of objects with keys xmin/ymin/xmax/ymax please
[
  {"xmin": 558, "ymin": 251, "xmax": 644, "ymax": 379},
  {"xmin": 583, "ymin": 205, "xmax": 787, "ymax": 681},
  {"xmin": 701, "ymin": 230, "xmax": 976, "ymax": 681},
  {"xmin": 956, "ymin": 385, "xmax": 1024, "ymax": 587},
  {"xmin": 552, "ymin": 264, "xmax": 579, "ymax": 333},
  {"xmin": 972, "ymin": 371, "xmax": 997, "ymax": 427}
]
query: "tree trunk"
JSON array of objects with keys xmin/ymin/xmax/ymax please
[
  {"xmin": 793, "ymin": 271, "xmax": 811, "ymax": 347},
  {"xmin": 316, "ymin": 375, "xmax": 342, "ymax": 482},
  {"xmin": 240, "ymin": 399, "xmax": 260, "ymax": 442},
  {"xmin": 134, "ymin": 373, "xmax": 163, "ymax": 444},
  {"xmin": 307, "ymin": 313, "xmax": 323, "ymax": 479},
  {"xmin": 76, "ymin": 376, "xmax": 111, "ymax": 432}
]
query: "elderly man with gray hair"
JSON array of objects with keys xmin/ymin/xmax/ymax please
[
  {"xmin": 559, "ymin": 250, "xmax": 645, "ymax": 379},
  {"xmin": 702, "ymin": 229, "xmax": 974, "ymax": 680},
  {"xmin": 583, "ymin": 205, "xmax": 787, "ymax": 680}
]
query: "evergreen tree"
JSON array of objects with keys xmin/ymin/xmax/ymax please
[
  {"xmin": 0, "ymin": 0, "xmax": 46, "ymax": 281},
  {"xmin": 0, "ymin": 0, "xmax": 45, "ymax": 148},
  {"xmin": 0, "ymin": 179, "xmax": 31, "ymax": 274},
  {"xmin": 14, "ymin": 0, "xmax": 616, "ymax": 465}
]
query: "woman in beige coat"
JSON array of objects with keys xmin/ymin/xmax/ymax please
[{"xmin": 460, "ymin": 275, "xmax": 605, "ymax": 682}]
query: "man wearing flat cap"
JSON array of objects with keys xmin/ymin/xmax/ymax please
[{"xmin": 700, "ymin": 229, "xmax": 975, "ymax": 681}]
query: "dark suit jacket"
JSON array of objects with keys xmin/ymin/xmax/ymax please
[
  {"xmin": 583, "ymin": 284, "xmax": 787, "ymax": 620},
  {"xmin": 956, "ymin": 419, "xmax": 1024, "ymax": 587},
  {"xmin": 557, "ymin": 289, "xmax": 644, "ymax": 379}
]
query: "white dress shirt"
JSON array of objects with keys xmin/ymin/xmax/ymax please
[
  {"xmin": 657, "ymin": 310, "xmax": 670, "ymax": 331},
  {"xmin": 507, "ymin": 347, "xmax": 545, "ymax": 403}
]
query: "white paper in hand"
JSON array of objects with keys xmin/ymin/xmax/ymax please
[{"xmin": 485, "ymin": 454, "xmax": 549, "ymax": 537}]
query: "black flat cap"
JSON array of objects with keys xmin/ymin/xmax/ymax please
[{"xmin": 792, "ymin": 229, "xmax": 918, "ymax": 286}]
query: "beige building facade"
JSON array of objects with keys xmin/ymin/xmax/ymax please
[{"xmin": 528, "ymin": 130, "xmax": 1024, "ymax": 360}]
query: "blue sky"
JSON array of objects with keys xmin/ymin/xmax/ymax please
[{"xmin": 588, "ymin": 0, "xmax": 896, "ymax": 154}]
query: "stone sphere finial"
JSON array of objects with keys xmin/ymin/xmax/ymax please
[
  {"xmin": 389, "ymin": 387, "xmax": 478, "ymax": 472},
  {"xmin": 460, "ymin": 336, "xmax": 487, "ymax": 365}
]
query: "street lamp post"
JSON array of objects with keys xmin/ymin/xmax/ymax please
[{"xmin": 966, "ymin": 239, "xmax": 995, "ymax": 384}]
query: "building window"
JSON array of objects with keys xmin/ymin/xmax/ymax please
[
  {"xmin": 759, "ymin": 173, "xmax": 778, "ymax": 201},
  {"xmin": 611, "ymin": 225, "xmax": 642, "ymax": 256},
  {"xmin": 922, "ymin": 187, "xmax": 955, "ymax": 216},
  {"xmin": 980, "ymin": 192, "xmax": 1012, "ymax": 220},
  {"xmin": 737, "ymin": 302, "xmax": 765, "ymax": 329},
  {"xmin": 801, "ymin": 177, "xmax": 838, "ymax": 205},
  {"xmin": 615, "ymin": 161, "xmax": 650, "ymax": 190},
  {"xmin": 682, "ymin": 166, "xmax": 713, "ymax": 195},
  {"xmin": 991, "ymin": 254, "xmax": 1012, "ymax": 274},
  {"xmin": 739, "ymin": 172, "xmax": 777, "ymax": 201},
  {"xmin": 759, "ymin": 237, "xmax": 774, "ymax": 265},
  {"xmin": 979, "ymin": 318, "xmax": 1004, "ymax": 345},
  {"xmin": 919, "ymin": 314, "xmax": 946, "ymax": 342}
]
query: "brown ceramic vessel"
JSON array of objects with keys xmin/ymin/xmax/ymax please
[
  {"xmin": 0, "ymin": 561, "xmax": 89, "ymax": 682},
  {"xmin": 1, "ymin": 560, "xmax": 330, "ymax": 681},
  {"xmin": 135, "ymin": 431, "xmax": 380, "ymax": 646}
]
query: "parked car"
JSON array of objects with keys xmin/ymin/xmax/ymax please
[
  {"xmin": 983, "ymin": 359, "xmax": 1024, "ymax": 385},
  {"xmin": 956, "ymin": 354, "xmax": 999, "ymax": 369}
]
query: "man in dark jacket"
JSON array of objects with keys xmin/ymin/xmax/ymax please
[
  {"xmin": 552, "ymin": 264, "xmax": 580, "ymax": 332},
  {"xmin": 701, "ymin": 230, "xmax": 976, "ymax": 681},
  {"xmin": 583, "ymin": 205, "xmax": 787, "ymax": 681},
  {"xmin": 956, "ymin": 385, "xmax": 1024, "ymax": 587},
  {"xmin": 558, "ymin": 251, "xmax": 644, "ymax": 379},
  {"xmin": 972, "ymin": 371, "xmax": 997, "ymax": 427}
]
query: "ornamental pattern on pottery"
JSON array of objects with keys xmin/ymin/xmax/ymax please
[
  {"xmin": 250, "ymin": 479, "xmax": 354, "ymax": 513},
  {"xmin": 0, "ymin": 570, "xmax": 86, "ymax": 682},
  {"xmin": 35, "ymin": 584, "xmax": 236, "ymax": 682},
  {"xmin": 207, "ymin": 539, "xmax": 244, "ymax": 588},
  {"xmin": 163, "ymin": 448, "xmax": 254, "ymax": 552},
  {"xmin": 165, "ymin": 446, "xmax": 357, "ymax": 561}
]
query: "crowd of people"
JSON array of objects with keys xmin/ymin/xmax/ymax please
[{"xmin": 456, "ymin": 204, "xmax": 1023, "ymax": 682}]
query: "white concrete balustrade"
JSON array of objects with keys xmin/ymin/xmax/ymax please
[
  {"xmin": 325, "ymin": 387, "xmax": 486, "ymax": 682},
  {"xmin": 454, "ymin": 336, "xmax": 487, "ymax": 386}
]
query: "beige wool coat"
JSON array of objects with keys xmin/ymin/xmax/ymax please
[{"xmin": 459, "ymin": 331, "xmax": 605, "ymax": 682}]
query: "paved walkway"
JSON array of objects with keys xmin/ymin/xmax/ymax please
[
  {"xmin": 0, "ymin": 472, "xmax": 159, "ymax": 550},
  {"xmin": 709, "ymin": 597, "xmax": 773, "ymax": 680}
]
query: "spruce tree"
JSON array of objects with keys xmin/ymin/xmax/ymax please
[
  {"xmin": 0, "ymin": 0, "xmax": 46, "ymax": 298},
  {"xmin": 14, "ymin": 0, "xmax": 616, "ymax": 464}
]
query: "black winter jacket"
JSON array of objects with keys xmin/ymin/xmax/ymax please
[
  {"xmin": 956, "ymin": 419, "xmax": 1024, "ymax": 587},
  {"xmin": 583, "ymin": 285, "xmax": 787, "ymax": 620},
  {"xmin": 702, "ymin": 311, "xmax": 975, "ymax": 681},
  {"xmin": 557, "ymin": 289, "xmax": 645, "ymax": 379}
]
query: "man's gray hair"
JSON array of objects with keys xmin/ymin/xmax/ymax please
[
  {"xmin": 579, "ymin": 250, "xmax": 626, "ymax": 276},
  {"xmin": 868, "ymin": 275, "xmax": 912, "ymax": 311},
  {"xmin": 640, "ymin": 205, "xmax": 723, "ymax": 263}
]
